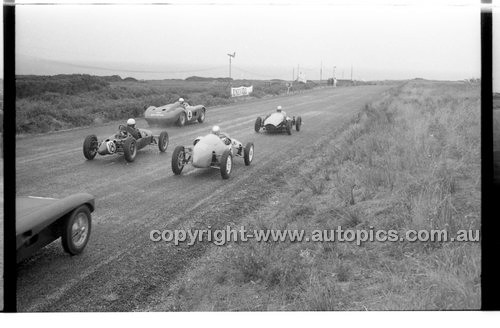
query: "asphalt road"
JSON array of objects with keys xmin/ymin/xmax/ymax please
[{"xmin": 16, "ymin": 85, "xmax": 392, "ymax": 311}]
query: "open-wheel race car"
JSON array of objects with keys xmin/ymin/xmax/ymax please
[
  {"xmin": 144, "ymin": 98, "xmax": 206, "ymax": 127},
  {"xmin": 254, "ymin": 107, "xmax": 302, "ymax": 135},
  {"xmin": 16, "ymin": 193, "xmax": 95, "ymax": 262},
  {"xmin": 171, "ymin": 128, "xmax": 254, "ymax": 179},
  {"xmin": 83, "ymin": 124, "xmax": 169, "ymax": 163}
]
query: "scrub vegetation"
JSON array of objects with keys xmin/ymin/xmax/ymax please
[{"xmin": 157, "ymin": 80, "xmax": 481, "ymax": 310}]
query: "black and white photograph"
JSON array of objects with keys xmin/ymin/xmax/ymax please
[{"xmin": 2, "ymin": 0, "xmax": 498, "ymax": 316}]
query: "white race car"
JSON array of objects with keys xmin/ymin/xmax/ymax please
[
  {"xmin": 171, "ymin": 133, "xmax": 254, "ymax": 179},
  {"xmin": 255, "ymin": 111, "xmax": 302, "ymax": 135}
]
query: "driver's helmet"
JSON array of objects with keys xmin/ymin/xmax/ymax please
[
  {"xmin": 127, "ymin": 118, "xmax": 136, "ymax": 128},
  {"xmin": 276, "ymin": 105, "xmax": 282, "ymax": 112},
  {"xmin": 179, "ymin": 98, "xmax": 185, "ymax": 103},
  {"xmin": 211, "ymin": 125, "xmax": 221, "ymax": 136}
]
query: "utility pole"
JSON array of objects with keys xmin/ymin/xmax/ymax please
[
  {"xmin": 351, "ymin": 64, "xmax": 353, "ymax": 81},
  {"xmin": 292, "ymin": 68, "xmax": 295, "ymax": 81},
  {"xmin": 320, "ymin": 60, "xmax": 323, "ymax": 83},
  {"xmin": 227, "ymin": 52, "xmax": 236, "ymax": 82}
]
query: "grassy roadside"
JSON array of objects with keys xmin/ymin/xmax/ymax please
[{"xmin": 151, "ymin": 80, "xmax": 481, "ymax": 310}]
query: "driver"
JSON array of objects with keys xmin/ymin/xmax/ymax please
[
  {"xmin": 178, "ymin": 97, "xmax": 188, "ymax": 108},
  {"xmin": 211, "ymin": 125, "xmax": 243, "ymax": 155},
  {"xmin": 126, "ymin": 118, "xmax": 142, "ymax": 139},
  {"xmin": 276, "ymin": 105, "xmax": 287, "ymax": 117}
]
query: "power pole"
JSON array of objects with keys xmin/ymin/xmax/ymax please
[
  {"xmin": 320, "ymin": 60, "xmax": 323, "ymax": 83},
  {"xmin": 292, "ymin": 68, "xmax": 295, "ymax": 81}
]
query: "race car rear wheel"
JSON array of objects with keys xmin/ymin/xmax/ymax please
[
  {"xmin": 197, "ymin": 109, "xmax": 206, "ymax": 123},
  {"xmin": 158, "ymin": 131, "xmax": 169, "ymax": 152},
  {"xmin": 244, "ymin": 142, "xmax": 254, "ymax": 166},
  {"xmin": 220, "ymin": 149, "xmax": 232, "ymax": 179},
  {"xmin": 61, "ymin": 205, "xmax": 92, "ymax": 256},
  {"xmin": 177, "ymin": 112, "xmax": 187, "ymax": 127},
  {"xmin": 83, "ymin": 135, "xmax": 98, "ymax": 160},
  {"xmin": 123, "ymin": 138, "xmax": 137, "ymax": 162},
  {"xmin": 296, "ymin": 116, "xmax": 302, "ymax": 132},
  {"xmin": 254, "ymin": 117, "xmax": 262, "ymax": 133},
  {"xmin": 172, "ymin": 146, "xmax": 186, "ymax": 175},
  {"xmin": 286, "ymin": 121, "xmax": 292, "ymax": 135}
]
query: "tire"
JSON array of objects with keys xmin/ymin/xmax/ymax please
[
  {"xmin": 286, "ymin": 121, "xmax": 292, "ymax": 135},
  {"xmin": 197, "ymin": 108, "xmax": 206, "ymax": 123},
  {"xmin": 158, "ymin": 131, "xmax": 169, "ymax": 152},
  {"xmin": 171, "ymin": 146, "xmax": 185, "ymax": 175},
  {"xmin": 61, "ymin": 205, "xmax": 91, "ymax": 255},
  {"xmin": 254, "ymin": 117, "xmax": 262, "ymax": 133},
  {"xmin": 177, "ymin": 112, "xmax": 187, "ymax": 127},
  {"xmin": 123, "ymin": 138, "xmax": 137, "ymax": 162},
  {"xmin": 244, "ymin": 142, "xmax": 254, "ymax": 166},
  {"xmin": 296, "ymin": 116, "xmax": 302, "ymax": 132},
  {"xmin": 220, "ymin": 149, "xmax": 232, "ymax": 179},
  {"xmin": 83, "ymin": 135, "xmax": 98, "ymax": 160}
]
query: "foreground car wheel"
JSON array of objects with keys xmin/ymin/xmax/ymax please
[
  {"xmin": 158, "ymin": 131, "xmax": 169, "ymax": 152},
  {"xmin": 220, "ymin": 149, "xmax": 232, "ymax": 179},
  {"xmin": 61, "ymin": 205, "xmax": 91, "ymax": 255},
  {"xmin": 296, "ymin": 116, "xmax": 302, "ymax": 132},
  {"xmin": 123, "ymin": 138, "xmax": 137, "ymax": 162},
  {"xmin": 244, "ymin": 142, "xmax": 254, "ymax": 166},
  {"xmin": 83, "ymin": 135, "xmax": 98, "ymax": 160},
  {"xmin": 286, "ymin": 121, "xmax": 292, "ymax": 135},
  {"xmin": 254, "ymin": 117, "xmax": 262, "ymax": 133},
  {"xmin": 177, "ymin": 112, "xmax": 187, "ymax": 127},
  {"xmin": 172, "ymin": 146, "xmax": 186, "ymax": 175},
  {"xmin": 197, "ymin": 109, "xmax": 206, "ymax": 123}
]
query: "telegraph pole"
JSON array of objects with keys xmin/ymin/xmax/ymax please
[
  {"xmin": 320, "ymin": 60, "xmax": 323, "ymax": 83},
  {"xmin": 227, "ymin": 52, "xmax": 236, "ymax": 82}
]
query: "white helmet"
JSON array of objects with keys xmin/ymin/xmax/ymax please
[
  {"xmin": 127, "ymin": 118, "xmax": 136, "ymax": 126},
  {"xmin": 179, "ymin": 98, "xmax": 184, "ymax": 102},
  {"xmin": 211, "ymin": 125, "xmax": 221, "ymax": 136},
  {"xmin": 277, "ymin": 105, "xmax": 282, "ymax": 112}
]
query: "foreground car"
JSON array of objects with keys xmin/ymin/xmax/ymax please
[
  {"xmin": 171, "ymin": 133, "xmax": 254, "ymax": 179},
  {"xmin": 83, "ymin": 124, "xmax": 169, "ymax": 162},
  {"xmin": 16, "ymin": 193, "xmax": 95, "ymax": 262},
  {"xmin": 255, "ymin": 111, "xmax": 302, "ymax": 135},
  {"xmin": 144, "ymin": 99, "xmax": 206, "ymax": 127}
]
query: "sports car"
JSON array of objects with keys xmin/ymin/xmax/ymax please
[
  {"xmin": 83, "ymin": 124, "xmax": 169, "ymax": 162},
  {"xmin": 171, "ymin": 133, "xmax": 254, "ymax": 179},
  {"xmin": 144, "ymin": 100, "xmax": 206, "ymax": 127},
  {"xmin": 16, "ymin": 193, "xmax": 95, "ymax": 262},
  {"xmin": 254, "ymin": 111, "xmax": 302, "ymax": 135}
]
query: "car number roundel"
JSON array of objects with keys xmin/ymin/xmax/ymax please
[{"xmin": 186, "ymin": 109, "xmax": 193, "ymax": 121}]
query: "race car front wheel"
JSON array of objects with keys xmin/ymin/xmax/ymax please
[
  {"xmin": 254, "ymin": 117, "xmax": 262, "ymax": 133},
  {"xmin": 172, "ymin": 146, "xmax": 186, "ymax": 175},
  {"xmin": 83, "ymin": 135, "xmax": 98, "ymax": 160},
  {"xmin": 244, "ymin": 142, "xmax": 254, "ymax": 166},
  {"xmin": 158, "ymin": 131, "xmax": 169, "ymax": 152},
  {"xmin": 220, "ymin": 149, "xmax": 232, "ymax": 179},
  {"xmin": 61, "ymin": 205, "xmax": 92, "ymax": 256},
  {"xmin": 123, "ymin": 138, "xmax": 137, "ymax": 162},
  {"xmin": 296, "ymin": 116, "xmax": 302, "ymax": 132},
  {"xmin": 177, "ymin": 112, "xmax": 187, "ymax": 127}
]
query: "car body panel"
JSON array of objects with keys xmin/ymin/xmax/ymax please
[
  {"xmin": 144, "ymin": 101, "xmax": 205, "ymax": 126},
  {"xmin": 264, "ymin": 112, "xmax": 287, "ymax": 127},
  {"xmin": 192, "ymin": 134, "xmax": 228, "ymax": 168}
]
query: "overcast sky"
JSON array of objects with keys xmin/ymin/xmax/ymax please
[{"xmin": 11, "ymin": 1, "xmax": 492, "ymax": 84}]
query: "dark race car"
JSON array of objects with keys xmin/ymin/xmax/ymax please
[
  {"xmin": 16, "ymin": 193, "xmax": 95, "ymax": 262},
  {"xmin": 144, "ymin": 99, "xmax": 206, "ymax": 127},
  {"xmin": 83, "ymin": 124, "xmax": 169, "ymax": 162},
  {"xmin": 254, "ymin": 111, "xmax": 302, "ymax": 135}
]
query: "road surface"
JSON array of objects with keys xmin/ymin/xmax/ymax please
[{"xmin": 16, "ymin": 85, "xmax": 393, "ymax": 311}]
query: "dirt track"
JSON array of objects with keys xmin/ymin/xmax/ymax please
[{"xmin": 16, "ymin": 85, "xmax": 392, "ymax": 311}]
